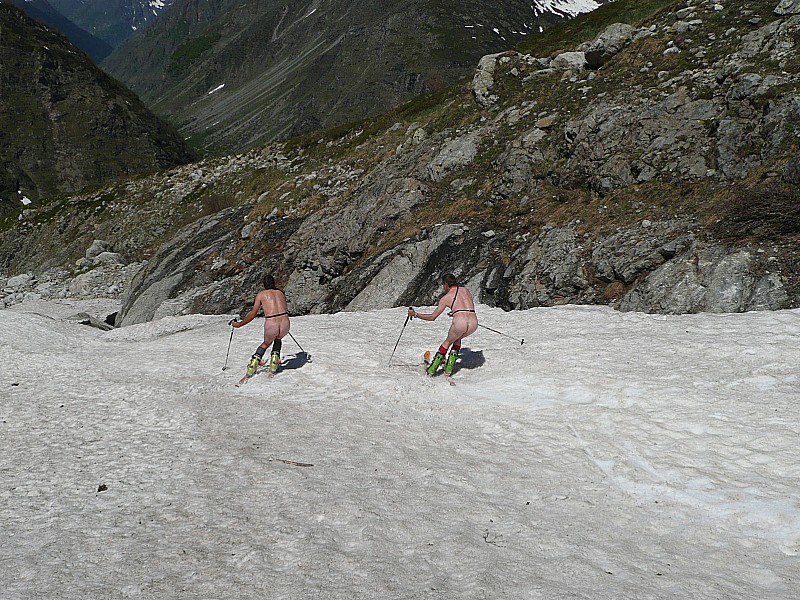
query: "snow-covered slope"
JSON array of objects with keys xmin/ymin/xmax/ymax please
[
  {"xmin": 533, "ymin": 0, "xmax": 603, "ymax": 18},
  {"xmin": 2, "ymin": 301, "xmax": 798, "ymax": 597}
]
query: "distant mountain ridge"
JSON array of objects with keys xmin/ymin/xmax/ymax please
[
  {"xmin": 10, "ymin": 0, "xmax": 113, "ymax": 61},
  {"xmin": 0, "ymin": 3, "xmax": 194, "ymax": 216},
  {"xmin": 47, "ymin": 0, "xmax": 177, "ymax": 47},
  {"xmin": 101, "ymin": 0, "xmax": 612, "ymax": 155}
]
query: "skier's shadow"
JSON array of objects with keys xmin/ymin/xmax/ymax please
[
  {"xmin": 281, "ymin": 352, "xmax": 312, "ymax": 371},
  {"xmin": 453, "ymin": 348, "xmax": 485, "ymax": 373}
]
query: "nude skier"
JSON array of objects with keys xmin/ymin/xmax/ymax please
[
  {"xmin": 408, "ymin": 273, "xmax": 478, "ymax": 376},
  {"xmin": 232, "ymin": 274, "xmax": 290, "ymax": 377}
]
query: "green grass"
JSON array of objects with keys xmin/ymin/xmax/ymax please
[{"xmin": 167, "ymin": 33, "xmax": 221, "ymax": 78}]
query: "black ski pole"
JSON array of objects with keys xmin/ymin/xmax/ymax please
[
  {"xmin": 288, "ymin": 331, "xmax": 312, "ymax": 362},
  {"xmin": 388, "ymin": 308, "xmax": 413, "ymax": 366},
  {"xmin": 477, "ymin": 323, "xmax": 525, "ymax": 346},
  {"xmin": 222, "ymin": 321, "xmax": 236, "ymax": 371}
]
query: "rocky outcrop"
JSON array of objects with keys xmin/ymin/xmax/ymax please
[
  {"xmin": 775, "ymin": 0, "xmax": 800, "ymax": 16},
  {"xmin": 619, "ymin": 247, "xmax": 789, "ymax": 313},
  {"xmin": 0, "ymin": 238, "xmax": 140, "ymax": 310},
  {"xmin": 497, "ymin": 220, "xmax": 790, "ymax": 314},
  {"xmin": 115, "ymin": 206, "xmax": 252, "ymax": 326},
  {"xmin": 3, "ymin": 1, "xmax": 799, "ymax": 322},
  {"xmin": 472, "ymin": 53, "xmax": 506, "ymax": 109},
  {"xmin": 580, "ymin": 23, "xmax": 644, "ymax": 69}
]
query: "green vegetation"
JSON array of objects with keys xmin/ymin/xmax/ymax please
[
  {"xmin": 516, "ymin": 0, "xmax": 676, "ymax": 57},
  {"xmin": 167, "ymin": 33, "xmax": 221, "ymax": 78}
]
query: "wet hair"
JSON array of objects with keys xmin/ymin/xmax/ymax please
[
  {"xmin": 263, "ymin": 274, "xmax": 277, "ymax": 290},
  {"xmin": 441, "ymin": 273, "xmax": 457, "ymax": 287}
]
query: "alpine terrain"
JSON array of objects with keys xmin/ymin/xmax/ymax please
[
  {"xmin": 0, "ymin": 3, "xmax": 195, "ymax": 217},
  {"xmin": 9, "ymin": 0, "xmax": 113, "ymax": 62},
  {"xmin": 101, "ymin": 0, "xmax": 612, "ymax": 154},
  {"xmin": 46, "ymin": 0, "xmax": 177, "ymax": 47},
  {"xmin": 1, "ymin": 0, "xmax": 798, "ymax": 324}
]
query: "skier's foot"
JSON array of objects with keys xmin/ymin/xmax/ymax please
[
  {"xmin": 444, "ymin": 350, "xmax": 458, "ymax": 375},
  {"xmin": 269, "ymin": 351, "xmax": 280, "ymax": 374},
  {"xmin": 246, "ymin": 354, "xmax": 260, "ymax": 377},
  {"xmin": 426, "ymin": 351, "xmax": 444, "ymax": 376}
]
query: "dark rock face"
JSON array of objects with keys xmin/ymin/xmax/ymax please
[
  {"xmin": 0, "ymin": 4, "xmax": 195, "ymax": 216},
  {"xmin": 10, "ymin": 0, "xmax": 113, "ymax": 62}
]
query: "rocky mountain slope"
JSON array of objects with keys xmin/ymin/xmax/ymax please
[
  {"xmin": 0, "ymin": 3, "xmax": 195, "ymax": 216},
  {"xmin": 1, "ymin": 0, "xmax": 798, "ymax": 322},
  {"xmin": 10, "ymin": 0, "xmax": 113, "ymax": 62},
  {"xmin": 47, "ymin": 0, "xmax": 177, "ymax": 48},
  {"xmin": 100, "ymin": 0, "xmax": 611, "ymax": 155}
]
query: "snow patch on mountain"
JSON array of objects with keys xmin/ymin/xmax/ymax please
[{"xmin": 533, "ymin": 0, "xmax": 603, "ymax": 18}]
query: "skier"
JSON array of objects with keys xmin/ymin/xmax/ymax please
[
  {"xmin": 231, "ymin": 274, "xmax": 290, "ymax": 378},
  {"xmin": 408, "ymin": 273, "xmax": 478, "ymax": 377}
]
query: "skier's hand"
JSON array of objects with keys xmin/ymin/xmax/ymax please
[
  {"xmin": 407, "ymin": 307, "xmax": 416, "ymax": 318},
  {"xmin": 229, "ymin": 318, "xmax": 239, "ymax": 327}
]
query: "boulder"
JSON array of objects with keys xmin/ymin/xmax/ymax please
[
  {"xmin": 583, "ymin": 23, "xmax": 640, "ymax": 69},
  {"xmin": 551, "ymin": 51, "xmax": 587, "ymax": 71},
  {"xmin": 85, "ymin": 239, "xmax": 113, "ymax": 259},
  {"xmin": 472, "ymin": 53, "xmax": 506, "ymax": 109},
  {"xmin": 6, "ymin": 273, "xmax": 34, "ymax": 289}
]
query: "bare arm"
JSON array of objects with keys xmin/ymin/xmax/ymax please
[
  {"xmin": 232, "ymin": 294, "xmax": 263, "ymax": 327},
  {"xmin": 409, "ymin": 297, "xmax": 449, "ymax": 321}
]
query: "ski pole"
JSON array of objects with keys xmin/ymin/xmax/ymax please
[
  {"xmin": 222, "ymin": 321, "xmax": 236, "ymax": 371},
  {"xmin": 388, "ymin": 308, "xmax": 413, "ymax": 366},
  {"xmin": 288, "ymin": 331, "xmax": 312, "ymax": 362},
  {"xmin": 477, "ymin": 323, "xmax": 525, "ymax": 346}
]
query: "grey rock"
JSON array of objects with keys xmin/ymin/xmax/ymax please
[
  {"xmin": 472, "ymin": 53, "xmax": 507, "ymax": 109},
  {"xmin": 509, "ymin": 224, "xmax": 589, "ymax": 308},
  {"xmin": 492, "ymin": 147, "xmax": 545, "ymax": 200},
  {"xmin": 92, "ymin": 252, "xmax": 127, "ymax": 266},
  {"xmin": 85, "ymin": 240, "xmax": 113, "ymax": 259},
  {"xmin": 6, "ymin": 273, "xmax": 34, "ymax": 289},
  {"xmin": 782, "ymin": 155, "xmax": 800, "ymax": 184},
  {"xmin": 344, "ymin": 224, "xmax": 466, "ymax": 312},
  {"xmin": 551, "ymin": 51, "xmax": 587, "ymax": 71},
  {"xmin": 619, "ymin": 247, "xmax": 790, "ymax": 313},
  {"xmin": 591, "ymin": 222, "xmax": 694, "ymax": 285},
  {"xmin": 583, "ymin": 23, "xmax": 640, "ymax": 69},
  {"xmin": 775, "ymin": 0, "xmax": 800, "ymax": 15},
  {"xmin": 241, "ymin": 222, "xmax": 256, "ymax": 239},
  {"xmin": 284, "ymin": 177, "xmax": 431, "ymax": 313},
  {"xmin": 116, "ymin": 206, "xmax": 250, "ymax": 326},
  {"xmin": 427, "ymin": 132, "xmax": 483, "ymax": 181}
]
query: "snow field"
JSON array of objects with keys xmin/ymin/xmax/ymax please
[{"xmin": 1, "ymin": 302, "xmax": 798, "ymax": 598}]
